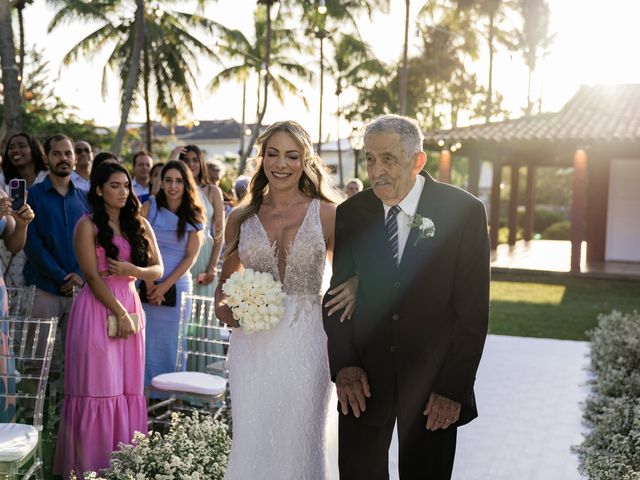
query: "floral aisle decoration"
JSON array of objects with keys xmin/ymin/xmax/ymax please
[
  {"xmin": 222, "ymin": 268, "xmax": 286, "ymax": 334},
  {"xmin": 71, "ymin": 412, "xmax": 230, "ymax": 480}
]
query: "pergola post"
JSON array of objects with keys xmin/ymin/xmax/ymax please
[
  {"xmin": 468, "ymin": 157, "xmax": 481, "ymax": 196},
  {"xmin": 571, "ymin": 149, "xmax": 588, "ymax": 272},
  {"xmin": 489, "ymin": 160, "xmax": 502, "ymax": 250},
  {"xmin": 524, "ymin": 164, "xmax": 536, "ymax": 241},
  {"xmin": 508, "ymin": 164, "xmax": 520, "ymax": 246},
  {"xmin": 438, "ymin": 150, "xmax": 452, "ymax": 184}
]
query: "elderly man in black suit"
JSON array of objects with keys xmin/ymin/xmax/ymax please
[{"xmin": 323, "ymin": 114, "xmax": 490, "ymax": 479}]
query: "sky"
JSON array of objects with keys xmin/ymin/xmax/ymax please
[{"xmin": 18, "ymin": 0, "xmax": 640, "ymax": 140}]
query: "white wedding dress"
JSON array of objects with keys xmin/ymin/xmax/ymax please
[{"xmin": 225, "ymin": 199, "xmax": 332, "ymax": 480}]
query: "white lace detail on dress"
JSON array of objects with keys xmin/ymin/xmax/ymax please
[{"xmin": 226, "ymin": 198, "xmax": 331, "ymax": 480}]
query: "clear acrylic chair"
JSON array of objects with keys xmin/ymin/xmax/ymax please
[
  {"xmin": 5, "ymin": 286, "xmax": 36, "ymax": 317},
  {"xmin": 0, "ymin": 316, "xmax": 58, "ymax": 480},
  {"xmin": 147, "ymin": 293, "xmax": 230, "ymax": 427}
]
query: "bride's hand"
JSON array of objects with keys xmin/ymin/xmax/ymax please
[{"xmin": 325, "ymin": 275, "xmax": 358, "ymax": 322}]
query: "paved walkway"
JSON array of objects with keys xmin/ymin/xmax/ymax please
[{"xmin": 326, "ymin": 335, "xmax": 590, "ymax": 480}]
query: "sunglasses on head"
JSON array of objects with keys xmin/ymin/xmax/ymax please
[{"xmin": 75, "ymin": 148, "xmax": 91, "ymax": 154}]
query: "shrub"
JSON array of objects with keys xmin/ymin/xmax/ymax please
[
  {"xmin": 497, "ymin": 226, "xmax": 523, "ymax": 244},
  {"xmin": 73, "ymin": 412, "xmax": 230, "ymax": 480},
  {"xmin": 542, "ymin": 220, "xmax": 570, "ymax": 240},
  {"xmin": 575, "ymin": 311, "xmax": 640, "ymax": 479}
]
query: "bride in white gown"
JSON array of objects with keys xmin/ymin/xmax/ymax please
[{"xmin": 215, "ymin": 120, "xmax": 356, "ymax": 480}]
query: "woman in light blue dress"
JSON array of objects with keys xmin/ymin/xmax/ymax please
[
  {"xmin": 170, "ymin": 144, "xmax": 225, "ymax": 297},
  {"xmin": 141, "ymin": 161, "xmax": 204, "ymax": 386}
]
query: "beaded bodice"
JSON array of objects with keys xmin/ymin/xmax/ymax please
[{"xmin": 238, "ymin": 199, "xmax": 326, "ymax": 295}]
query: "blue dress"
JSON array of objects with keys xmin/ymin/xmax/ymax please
[
  {"xmin": 143, "ymin": 196, "xmax": 202, "ymax": 386},
  {"xmin": 0, "ymin": 217, "xmax": 7, "ymax": 316},
  {"xmin": 0, "ymin": 217, "xmax": 15, "ymax": 422}
]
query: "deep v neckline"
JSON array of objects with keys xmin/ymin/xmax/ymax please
[{"xmin": 254, "ymin": 199, "xmax": 316, "ymax": 285}]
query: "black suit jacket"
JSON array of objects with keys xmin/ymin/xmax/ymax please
[{"xmin": 323, "ymin": 172, "xmax": 490, "ymax": 427}]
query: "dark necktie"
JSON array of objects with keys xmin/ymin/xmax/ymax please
[{"xmin": 385, "ymin": 205, "xmax": 401, "ymax": 266}]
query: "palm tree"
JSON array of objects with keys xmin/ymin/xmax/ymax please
[
  {"xmin": 328, "ymin": 33, "xmax": 384, "ymax": 184},
  {"xmin": 283, "ymin": 0, "xmax": 386, "ymax": 154},
  {"xmin": 0, "ymin": 0, "xmax": 23, "ymax": 137},
  {"xmin": 47, "ymin": 0, "xmax": 220, "ymax": 154},
  {"xmin": 456, "ymin": 0, "xmax": 514, "ymax": 123},
  {"xmin": 209, "ymin": 5, "xmax": 311, "ymax": 173},
  {"xmin": 399, "ymin": 0, "xmax": 410, "ymax": 115},
  {"xmin": 515, "ymin": 0, "xmax": 552, "ymax": 114},
  {"xmin": 12, "ymin": 0, "xmax": 35, "ymax": 88}
]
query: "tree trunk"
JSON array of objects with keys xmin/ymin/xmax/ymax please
[
  {"xmin": 17, "ymin": 4, "xmax": 24, "ymax": 88},
  {"xmin": 336, "ymin": 91, "xmax": 343, "ymax": 187},
  {"xmin": 239, "ymin": 74, "xmax": 247, "ymax": 158},
  {"xmin": 239, "ymin": 0, "xmax": 273, "ymax": 174},
  {"xmin": 398, "ymin": 0, "xmax": 410, "ymax": 115},
  {"xmin": 318, "ymin": 34, "xmax": 325, "ymax": 157},
  {"xmin": 143, "ymin": 46, "xmax": 152, "ymax": 152},
  {"xmin": 484, "ymin": 11, "xmax": 495, "ymax": 124},
  {"xmin": 0, "ymin": 0, "xmax": 23, "ymax": 137},
  {"xmin": 526, "ymin": 66, "xmax": 533, "ymax": 115},
  {"xmin": 112, "ymin": 0, "xmax": 145, "ymax": 157}
]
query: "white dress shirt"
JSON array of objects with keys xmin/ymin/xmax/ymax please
[
  {"xmin": 382, "ymin": 174, "xmax": 425, "ymax": 264},
  {"xmin": 132, "ymin": 178, "xmax": 150, "ymax": 198},
  {"xmin": 71, "ymin": 171, "xmax": 91, "ymax": 192}
]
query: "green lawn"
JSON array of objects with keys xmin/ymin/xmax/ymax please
[{"xmin": 489, "ymin": 271, "xmax": 640, "ymax": 341}]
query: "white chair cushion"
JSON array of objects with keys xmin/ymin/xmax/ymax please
[
  {"xmin": 0, "ymin": 423, "xmax": 39, "ymax": 461},
  {"xmin": 151, "ymin": 371, "xmax": 226, "ymax": 396}
]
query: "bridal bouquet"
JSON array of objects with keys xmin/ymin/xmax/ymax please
[{"xmin": 222, "ymin": 268, "xmax": 286, "ymax": 334}]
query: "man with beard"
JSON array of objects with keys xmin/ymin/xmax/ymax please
[{"xmin": 24, "ymin": 134, "xmax": 90, "ymax": 383}]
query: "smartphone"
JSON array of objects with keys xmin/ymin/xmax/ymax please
[{"xmin": 9, "ymin": 178, "xmax": 26, "ymax": 211}]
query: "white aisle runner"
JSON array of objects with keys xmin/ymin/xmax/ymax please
[{"xmin": 325, "ymin": 335, "xmax": 589, "ymax": 480}]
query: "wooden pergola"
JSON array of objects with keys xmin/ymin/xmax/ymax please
[{"xmin": 423, "ymin": 84, "xmax": 640, "ymax": 272}]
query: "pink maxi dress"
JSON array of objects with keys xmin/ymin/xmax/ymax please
[{"xmin": 54, "ymin": 232, "xmax": 147, "ymax": 478}]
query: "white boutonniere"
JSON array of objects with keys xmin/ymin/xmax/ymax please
[{"xmin": 410, "ymin": 213, "xmax": 435, "ymax": 246}]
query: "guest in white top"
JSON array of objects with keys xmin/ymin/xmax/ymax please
[
  {"xmin": 131, "ymin": 151, "xmax": 153, "ymax": 201},
  {"xmin": 70, "ymin": 140, "xmax": 93, "ymax": 192}
]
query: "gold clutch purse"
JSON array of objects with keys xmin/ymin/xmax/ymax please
[{"xmin": 107, "ymin": 313, "xmax": 140, "ymax": 337}]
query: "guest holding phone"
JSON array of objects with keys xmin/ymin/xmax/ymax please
[
  {"xmin": 0, "ymin": 188, "xmax": 34, "ymax": 422},
  {"xmin": 141, "ymin": 161, "xmax": 204, "ymax": 386},
  {"xmin": 0, "ymin": 133, "xmax": 48, "ymax": 287},
  {"xmin": 54, "ymin": 162, "xmax": 163, "ymax": 478}
]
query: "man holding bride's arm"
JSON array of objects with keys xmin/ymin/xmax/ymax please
[{"xmin": 324, "ymin": 114, "xmax": 490, "ymax": 479}]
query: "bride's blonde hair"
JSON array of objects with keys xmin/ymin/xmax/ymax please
[{"xmin": 225, "ymin": 120, "xmax": 343, "ymax": 257}]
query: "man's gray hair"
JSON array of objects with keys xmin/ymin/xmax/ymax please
[{"xmin": 363, "ymin": 114, "xmax": 424, "ymax": 159}]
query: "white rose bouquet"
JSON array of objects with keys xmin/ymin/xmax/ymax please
[{"xmin": 222, "ymin": 268, "xmax": 286, "ymax": 334}]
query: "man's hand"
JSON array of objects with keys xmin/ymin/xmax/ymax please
[
  {"xmin": 423, "ymin": 392, "xmax": 461, "ymax": 431},
  {"xmin": 61, "ymin": 273, "xmax": 83, "ymax": 296},
  {"xmin": 336, "ymin": 366, "xmax": 371, "ymax": 418}
]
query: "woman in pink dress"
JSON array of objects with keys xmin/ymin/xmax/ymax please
[{"xmin": 54, "ymin": 162, "xmax": 163, "ymax": 478}]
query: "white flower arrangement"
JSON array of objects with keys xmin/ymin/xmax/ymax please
[
  {"xmin": 71, "ymin": 412, "xmax": 230, "ymax": 480},
  {"xmin": 409, "ymin": 213, "xmax": 436, "ymax": 246},
  {"xmin": 222, "ymin": 268, "xmax": 286, "ymax": 334}
]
